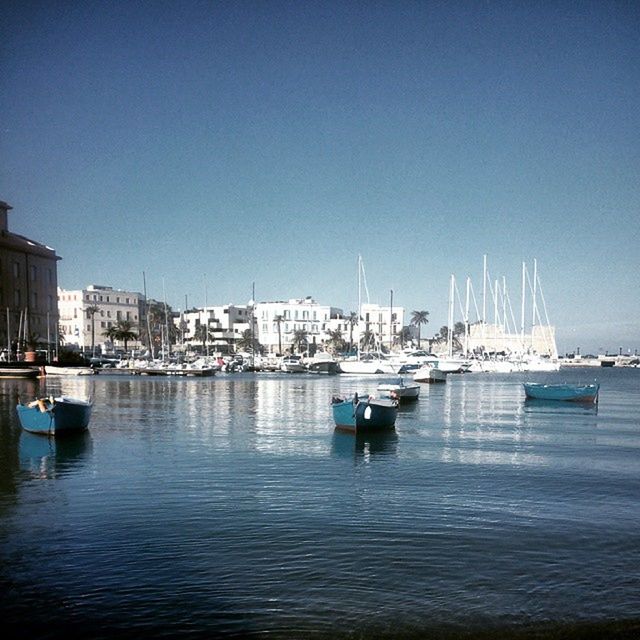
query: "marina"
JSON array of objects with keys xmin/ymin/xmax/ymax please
[{"xmin": 1, "ymin": 366, "xmax": 639, "ymax": 638}]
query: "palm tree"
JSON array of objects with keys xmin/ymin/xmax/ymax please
[
  {"xmin": 86, "ymin": 305, "xmax": 99, "ymax": 356},
  {"xmin": 193, "ymin": 323, "xmax": 212, "ymax": 355},
  {"xmin": 292, "ymin": 329, "xmax": 308, "ymax": 354},
  {"xmin": 237, "ymin": 329, "xmax": 261, "ymax": 355},
  {"xmin": 347, "ymin": 311, "xmax": 358, "ymax": 353},
  {"xmin": 359, "ymin": 329, "xmax": 376, "ymax": 351},
  {"xmin": 274, "ymin": 314, "xmax": 284, "ymax": 355},
  {"xmin": 102, "ymin": 324, "xmax": 118, "ymax": 352},
  {"xmin": 325, "ymin": 328, "xmax": 345, "ymax": 354},
  {"xmin": 114, "ymin": 320, "xmax": 137, "ymax": 354},
  {"xmin": 410, "ymin": 310, "xmax": 430, "ymax": 349}
]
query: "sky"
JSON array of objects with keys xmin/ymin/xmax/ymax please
[{"xmin": 1, "ymin": 0, "xmax": 638, "ymax": 355}]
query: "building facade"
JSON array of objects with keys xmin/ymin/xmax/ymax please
[
  {"xmin": 178, "ymin": 304, "xmax": 251, "ymax": 354},
  {"xmin": 254, "ymin": 297, "xmax": 342, "ymax": 355},
  {"xmin": 58, "ymin": 284, "xmax": 143, "ymax": 354},
  {"xmin": 0, "ymin": 200, "xmax": 60, "ymax": 357}
]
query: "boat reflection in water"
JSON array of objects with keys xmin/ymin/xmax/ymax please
[
  {"xmin": 524, "ymin": 397, "xmax": 599, "ymax": 415},
  {"xmin": 19, "ymin": 430, "xmax": 92, "ymax": 479},
  {"xmin": 331, "ymin": 429, "xmax": 398, "ymax": 461}
]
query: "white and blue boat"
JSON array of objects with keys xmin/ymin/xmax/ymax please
[
  {"xmin": 523, "ymin": 382, "xmax": 600, "ymax": 403},
  {"xmin": 16, "ymin": 396, "xmax": 93, "ymax": 435},
  {"xmin": 331, "ymin": 393, "xmax": 398, "ymax": 433}
]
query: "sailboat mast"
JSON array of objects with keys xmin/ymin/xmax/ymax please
[
  {"xmin": 521, "ymin": 261, "xmax": 526, "ymax": 349},
  {"xmin": 447, "ymin": 274, "xmax": 454, "ymax": 357},
  {"xmin": 482, "ymin": 254, "xmax": 487, "ymax": 346},
  {"xmin": 465, "ymin": 277, "xmax": 470, "ymax": 357}
]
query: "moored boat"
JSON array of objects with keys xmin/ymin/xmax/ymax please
[
  {"xmin": 523, "ymin": 382, "xmax": 600, "ymax": 403},
  {"xmin": 280, "ymin": 355, "xmax": 306, "ymax": 373},
  {"xmin": 377, "ymin": 378, "xmax": 420, "ymax": 402},
  {"xmin": 413, "ymin": 365, "xmax": 447, "ymax": 383},
  {"xmin": 0, "ymin": 366, "xmax": 40, "ymax": 379},
  {"xmin": 44, "ymin": 365, "xmax": 95, "ymax": 376},
  {"xmin": 16, "ymin": 396, "xmax": 93, "ymax": 435},
  {"xmin": 331, "ymin": 393, "xmax": 398, "ymax": 433}
]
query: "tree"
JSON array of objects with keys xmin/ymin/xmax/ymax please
[
  {"xmin": 104, "ymin": 320, "xmax": 137, "ymax": 354},
  {"xmin": 237, "ymin": 329, "xmax": 261, "ymax": 355},
  {"xmin": 410, "ymin": 310, "xmax": 430, "ymax": 349},
  {"xmin": 347, "ymin": 311, "xmax": 358, "ymax": 353},
  {"xmin": 86, "ymin": 305, "xmax": 100, "ymax": 356},
  {"xmin": 274, "ymin": 314, "xmax": 284, "ymax": 355},
  {"xmin": 114, "ymin": 320, "xmax": 137, "ymax": 353},
  {"xmin": 398, "ymin": 326, "xmax": 412, "ymax": 348},
  {"xmin": 359, "ymin": 329, "xmax": 376, "ymax": 351},
  {"xmin": 138, "ymin": 301, "xmax": 177, "ymax": 357},
  {"xmin": 292, "ymin": 329, "xmax": 308, "ymax": 354},
  {"xmin": 325, "ymin": 328, "xmax": 346, "ymax": 354},
  {"xmin": 193, "ymin": 323, "xmax": 213, "ymax": 354}
]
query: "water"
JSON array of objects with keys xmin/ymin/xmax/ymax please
[{"xmin": 1, "ymin": 368, "xmax": 639, "ymax": 638}]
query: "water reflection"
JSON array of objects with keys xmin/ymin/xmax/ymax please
[
  {"xmin": 524, "ymin": 398, "xmax": 599, "ymax": 415},
  {"xmin": 331, "ymin": 429, "xmax": 398, "ymax": 461},
  {"xmin": 18, "ymin": 431, "xmax": 92, "ymax": 479}
]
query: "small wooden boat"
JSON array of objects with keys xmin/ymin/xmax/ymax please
[
  {"xmin": 16, "ymin": 396, "xmax": 93, "ymax": 435},
  {"xmin": 331, "ymin": 393, "xmax": 398, "ymax": 433},
  {"xmin": 523, "ymin": 382, "xmax": 600, "ymax": 403},
  {"xmin": 377, "ymin": 378, "xmax": 420, "ymax": 402}
]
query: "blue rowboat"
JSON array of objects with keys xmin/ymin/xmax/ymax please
[
  {"xmin": 523, "ymin": 382, "xmax": 600, "ymax": 403},
  {"xmin": 331, "ymin": 393, "xmax": 398, "ymax": 433},
  {"xmin": 16, "ymin": 396, "xmax": 93, "ymax": 435}
]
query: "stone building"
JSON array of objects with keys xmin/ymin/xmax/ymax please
[{"xmin": 0, "ymin": 200, "xmax": 60, "ymax": 358}]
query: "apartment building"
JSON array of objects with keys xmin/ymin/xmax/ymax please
[
  {"xmin": 179, "ymin": 304, "xmax": 251, "ymax": 354},
  {"xmin": 58, "ymin": 284, "xmax": 143, "ymax": 353},
  {"xmin": 0, "ymin": 200, "xmax": 60, "ymax": 355}
]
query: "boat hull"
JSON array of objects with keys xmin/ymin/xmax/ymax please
[
  {"xmin": 523, "ymin": 383, "xmax": 600, "ymax": 403},
  {"xmin": 16, "ymin": 397, "xmax": 93, "ymax": 435},
  {"xmin": 413, "ymin": 366, "xmax": 447, "ymax": 383},
  {"xmin": 332, "ymin": 396, "xmax": 398, "ymax": 433},
  {"xmin": 338, "ymin": 360, "xmax": 399, "ymax": 375},
  {"xmin": 0, "ymin": 367, "xmax": 39, "ymax": 379},
  {"xmin": 308, "ymin": 361, "xmax": 340, "ymax": 374},
  {"xmin": 377, "ymin": 382, "xmax": 420, "ymax": 402}
]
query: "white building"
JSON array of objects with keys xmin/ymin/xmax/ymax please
[
  {"xmin": 178, "ymin": 304, "xmax": 251, "ymax": 354},
  {"xmin": 58, "ymin": 284, "xmax": 143, "ymax": 353},
  {"xmin": 254, "ymin": 297, "xmax": 343, "ymax": 355},
  {"xmin": 359, "ymin": 302, "xmax": 405, "ymax": 351},
  {"xmin": 254, "ymin": 297, "xmax": 405, "ymax": 355}
]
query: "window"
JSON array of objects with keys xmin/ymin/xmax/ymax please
[
  {"xmin": 13, "ymin": 262, "xmax": 20, "ymax": 278},
  {"xmin": 30, "ymin": 265, "xmax": 37, "ymax": 281}
]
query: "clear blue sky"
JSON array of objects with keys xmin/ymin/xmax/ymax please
[{"xmin": 2, "ymin": 1, "xmax": 638, "ymax": 354}]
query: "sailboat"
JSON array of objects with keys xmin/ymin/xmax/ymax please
[{"xmin": 338, "ymin": 256, "xmax": 400, "ymax": 375}]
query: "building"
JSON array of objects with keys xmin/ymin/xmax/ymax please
[
  {"xmin": 254, "ymin": 297, "xmax": 341, "ymax": 355},
  {"xmin": 359, "ymin": 302, "xmax": 405, "ymax": 351},
  {"xmin": 58, "ymin": 284, "xmax": 143, "ymax": 354},
  {"xmin": 0, "ymin": 200, "xmax": 60, "ymax": 357},
  {"xmin": 178, "ymin": 304, "xmax": 251, "ymax": 354},
  {"xmin": 466, "ymin": 322, "xmax": 558, "ymax": 359}
]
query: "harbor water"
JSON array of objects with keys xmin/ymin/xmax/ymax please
[{"xmin": 1, "ymin": 367, "xmax": 639, "ymax": 638}]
